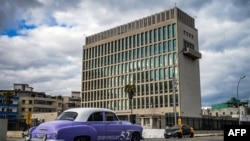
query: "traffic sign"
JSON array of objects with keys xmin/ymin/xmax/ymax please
[{"xmin": 26, "ymin": 112, "xmax": 32, "ymax": 125}]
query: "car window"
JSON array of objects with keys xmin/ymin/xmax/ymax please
[
  {"xmin": 171, "ymin": 126, "xmax": 180, "ymax": 130},
  {"xmin": 105, "ymin": 112, "xmax": 118, "ymax": 121},
  {"xmin": 56, "ymin": 112, "xmax": 78, "ymax": 121},
  {"xmin": 88, "ymin": 112, "xmax": 103, "ymax": 121}
]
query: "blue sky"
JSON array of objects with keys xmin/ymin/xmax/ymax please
[{"xmin": 0, "ymin": 0, "xmax": 250, "ymax": 107}]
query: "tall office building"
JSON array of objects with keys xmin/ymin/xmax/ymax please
[{"xmin": 82, "ymin": 7, "xmax": 202, "ymax": 127}]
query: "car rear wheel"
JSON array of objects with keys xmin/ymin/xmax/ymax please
[
  {"xmin": 74, "ymin": 136, "xmax": 89, "ymax": 141},
  {"xmin": 131, "ymin": 133, "xmax": 140, "ymax": 141}
]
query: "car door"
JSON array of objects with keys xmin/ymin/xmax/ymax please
[
  {"xmin": 105, "ymin": 112, "xmax": 125, "ymax": 140},
  {"xmin": 87, "ymin": 112, "xmax": 106, "ymax": 140}
]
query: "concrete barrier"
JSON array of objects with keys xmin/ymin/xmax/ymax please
[
  {"xmin": 0, "ymin": 119, "xmax": 8, "ymax": 141},
  {"xmin": 143, "ymin": 129, "xmax": 165, "ymax": 138},
  {"xmin": 7, "ymin": 131, "xmax": 23, "ymax": 138}
]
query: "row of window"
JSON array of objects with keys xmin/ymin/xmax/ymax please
[
  {"xmin": 83, "ymin": 68, "xmax": 178, "ymax": 91},
  {"xmin": 86, "ymin": 9, "xmax": 176, "ymax": 44},
  {"xmin": 83, "ymin": 81, "xmax": 178, "ymax": 101},
  {"xmin": 21, "ymin": 100, "xmax": 61, "ymax": 106},
  {"xmin": 21, "ymin": 107, "xmax": 57, "ymax": 113},
  {"xmin": 84, "ymin": 24, "xmax": 177, "ymax": 60},
  {"xmin": 82, "ymin": 94, "xmax": 178, "ymax": 111},
  {"xmin": 83, "ymin": 40, "xmax": 177, "ymax": 70},
  {"xmin": 83, "ymin": 54, "xmax": 177, "ymax": 82}
]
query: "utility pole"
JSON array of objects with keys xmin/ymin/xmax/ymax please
[{"xmin": 237, "ymin": 75, "xmax": 246, "ymax": 125}]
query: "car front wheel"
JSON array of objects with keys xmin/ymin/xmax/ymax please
[
  {"xmin": 131, "ymin": 133, "xmax": 140, "ymax": 141},
  {"xmin": 190, "ymin": 132, "xmax": 194, "ymax": 138},
  {"xmin": 177, "ymin": 132, "xmax": 183, "ymax": 138}
]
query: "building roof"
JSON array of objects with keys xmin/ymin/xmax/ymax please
[{"xmin": 211, "ymin": 97, "xmax": 249, "ymax": 110}]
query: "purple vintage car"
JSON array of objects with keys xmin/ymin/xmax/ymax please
[{"xmin": 27, "ymin": 108, "xmax": 144, "ymax": 141}]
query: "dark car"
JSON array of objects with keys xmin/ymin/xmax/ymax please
[{"xmin": 164, "ymin": 124, "xmax": 194, "ymax": 138}]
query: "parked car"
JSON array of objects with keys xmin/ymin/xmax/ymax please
[
  {"xmin": 26, "ymin": 108, "xmax": 144, "ymax": 141},
  {"xmin": 164, "ymin": 124, "xmax": 194, "ymax": 138},
  {"xmin": 22, "ymin": 130, "xmax": 28, "ymax": 137}
]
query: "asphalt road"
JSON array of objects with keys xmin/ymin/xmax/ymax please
[{"xmin": 7, "ymin": 136, "xmax": 223, "ymax": 141}]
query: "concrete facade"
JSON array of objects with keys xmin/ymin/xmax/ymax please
[{"xmin": 82, "ymin": 7, "xmax": 202, "ymax": 128}]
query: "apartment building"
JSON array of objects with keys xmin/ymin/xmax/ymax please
[
  {"xmin": 14, "ymin": 84, "xmax": 63, "ymax": 120},
  {"xmin": 82, "ymin": 7, "xmax": 202, "ymax": 127},
  {"xmin": 62, "ymin": 91, "xmax": 81, "ymax": 111},
  {"xmin": 0, "ymin": 90, "xmax": 19, "ymax": 129}
]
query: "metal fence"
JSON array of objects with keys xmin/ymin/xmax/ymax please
[{"xmin": 166, "ymin": 116, "xmax": 250, "ymax": 130}]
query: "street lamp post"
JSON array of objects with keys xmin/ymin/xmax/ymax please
[
  {"xmin": 171, "ymin": 49, "xmax": 184, "ymax": 126},
  {"xmin": 237, "ymin": 75, "xmax": 246, "ymax": 125},
  {"xmin": 172, "ymin": 77, "xmax": 177, "ymax": 125},
  {"xmin": 172, "ymin": 56, "xmax": 178, "ymax": 126}
]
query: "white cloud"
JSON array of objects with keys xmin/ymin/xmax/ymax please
[{"xmin": 0, "ymin": 0, "xmax": 249, "ymax": 106}]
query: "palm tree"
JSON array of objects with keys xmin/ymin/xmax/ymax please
[
  {"xmin": 124, "ymin": 83, "xmax": 136, "ymax": 122},
  {"xmin": 1, "ymin": 91, "xmax": 15, "ymax": 119}
]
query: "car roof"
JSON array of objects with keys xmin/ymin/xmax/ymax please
[{"xmin": 63, "ymin": 108, "xmax": 114, "ymax": 122}]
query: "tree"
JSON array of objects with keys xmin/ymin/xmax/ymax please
[
  {"xmin": 1, "ymin": 91, "xmax": 14, "ymax": 119},
  {"xmin": 124, "ymin": 83, "xmax": 136, "ymax": 122}
]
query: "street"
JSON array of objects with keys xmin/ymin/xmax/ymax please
[{"xmin": 7, "ymin": 136, "xmax": 223, "ymax": 141}]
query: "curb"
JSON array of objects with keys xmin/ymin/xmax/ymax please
[{"xmin": 195, "ymin": 133, "xmax": 223, "ymax": 137}]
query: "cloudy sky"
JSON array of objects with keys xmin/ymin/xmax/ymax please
[{"xmin": 0, "ymin": 0, "xmax": 249, "ymax": 107}]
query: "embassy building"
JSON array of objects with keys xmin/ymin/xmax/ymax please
[{"xmin": 82, "ymin": 7, "xmax": 202, "ymax": 128}]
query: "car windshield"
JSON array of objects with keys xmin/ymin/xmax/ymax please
[
  {"xmin": 56, "ymin": 112, "xmax": 78, "ymax": 121},
  {"xmin": 169, "ymin": 126, "xmax": 181, "ymax": 130}
]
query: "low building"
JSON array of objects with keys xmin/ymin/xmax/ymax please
[
  {"xmin": 0, "ymin": 90, "xmax": 19, "ymax": 130},
  {"xmin": 202, "ymin": 97, "xmax": 250, "ymax": 122},
  {"xmin": 14, "ymin": 84, "xmax": 63, "ymax": 128},
  {"xmin": 62, "ymin": 91, "xmax": 81, "ymax": 111}
]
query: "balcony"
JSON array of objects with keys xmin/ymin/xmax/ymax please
[{"xmin": 183, "ymin": 47, "xmax": 202, "ymax": 60}]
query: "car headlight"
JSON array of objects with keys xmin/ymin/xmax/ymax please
[{"xmin": 47, "ymin": 133, "xmax": 58, "ymax": 139}]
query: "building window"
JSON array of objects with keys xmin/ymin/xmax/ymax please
[
  {"xmin": 155, "ymin": 82, "xmax": 158, "ymax": 94},
  {"xmin": 137, "ymin": 98, "xmax": 141, "ymax": 109},
  {"xmin": 164, "ymin": 81, "xmax": 168, "ymax": 93},
  {"xmin": 168, "ymin": 25, "xmax": 172, "ymax": 39},
  {"xmin": 155, "ymin": 96, "xmax": 158, "ymax": 108},
  {"xmin": 158, "ymin": 27, "xmax": 162, "ymax": 41},
  {"xmin": 163, "ymin": 26, "xmax": 167, "ymax": 40},
  {"xmin": 144, "ymin": 118, "xmax": 150, "ymax": 126},
  {"xmin": 164, "ymin": 95, "xmax": 168, "ymax": 107},
  {"xmin": 141, "ymin": 85, "xmax": 144, "ymax": 96},
  {"xmin": 172, "ymin": 23, "xmax": 176, "ymax": 37},
  {"xmin": 154, "ymin": 29, "xmax": 157, "ymax": 42}
]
